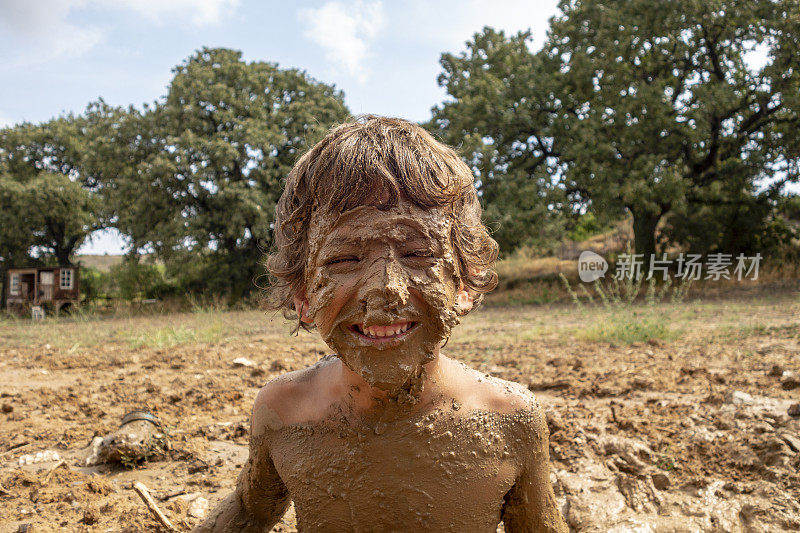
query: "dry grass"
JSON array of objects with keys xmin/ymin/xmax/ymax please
[
  {"xmin": 0, "ymin": 308, "xmax": 299, "ymax": 351},
  {"xmin": 486, "ymin": 231, "xmax": 800, "ymax": 307},
  {"xmin": 3, "ymin": 288, "xmax": 796, "ymax": 352},
  {"xmin": 471, "ymin": 283, "xmax": 799, "ymax": 348},
  {"xmin": 487, "ymin": 252, "xmax": 576, "ymax": 306},
  {"xmin": 76, "ymin": 254, "xmax": 125, "ymax": 272}
]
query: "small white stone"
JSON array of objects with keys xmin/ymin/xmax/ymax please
[
  {"xmin": 231, "ymin": 357, "xmax": 256, "ymax": 368},
  {"xmin": 725, "ymin": 390, "xmax": 754, "ymax": 405},
  {"xmin": 188, "ymin": 496, "xmax": 209, "ymax": 519}
]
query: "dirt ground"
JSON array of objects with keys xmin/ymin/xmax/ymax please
[{"xmin": 1, "ymin": 285, "xmax": 799, "ymax": 532}]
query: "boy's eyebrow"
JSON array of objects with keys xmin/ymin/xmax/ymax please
[
  {"xmin": 321, "ymin": 227, "xmax": 435, "ymax": 250},
  {"xmin": 322, "ymin": 235, "xmax": 362, "ymax": 249}
]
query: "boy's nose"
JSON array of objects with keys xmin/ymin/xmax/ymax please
[{"xmin": 359, "ymin": 256, "xmax": 410, "ymax": 313}]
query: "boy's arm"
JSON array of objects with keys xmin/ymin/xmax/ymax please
[
  {"xmin": 501, "ymin": 403, "xmax": 568, "ymax": 533},
  {"xmin": 193, "ymin": 450, "xmax": 289, "ymax": 532},
  {"xmin": 193, "ymin": 390, "xmax": 291, "ymax": 532}
]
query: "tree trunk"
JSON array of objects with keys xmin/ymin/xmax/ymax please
[
  {"xmin": 54, "ymin": 235, "xmax": 78, "ymax": 267},
  {"xmin": 631, "ymin": 210, "xmax": 662, "ymax": 268},
  {"xmin": 55, "ymin": 245, "xmax": 74, "ymax": 267}
]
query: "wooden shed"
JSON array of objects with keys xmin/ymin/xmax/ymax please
[{"xmin": 5, "ymin": 266, "xmax": 80, "ymax": 314}]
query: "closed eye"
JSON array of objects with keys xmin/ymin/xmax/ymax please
[
  {"xmin": 403, "ymin": 250, "xmax": 434, "ymax": 259},
  {"xmin": 325, "ymin": 256, "xmax": 359, "ymax": 266}
]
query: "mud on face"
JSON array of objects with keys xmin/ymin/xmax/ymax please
[
  {"xmin": 300, "ymin": 199, "xmax": 469, "ymax": 395},
  {"xmin": 265, "ymin": 116, "xmax": 499, "ymax": 323}
]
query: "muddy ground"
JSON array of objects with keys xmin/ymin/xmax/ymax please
[{"xmin": 1, "ymin": 287, "xmax": 799, "ymax": 532}]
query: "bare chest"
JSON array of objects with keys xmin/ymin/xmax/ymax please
[{"xmin": 270, "ymin": 414, "xmax": 519, "ymax": 532}]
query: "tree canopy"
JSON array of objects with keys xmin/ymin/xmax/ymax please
[
  {"xmin": 432, "ymin": 0, "xmax": 800, "ymax": 259},
  {"xmin": 430, "ymin": 28, "xmax": 566, "ymax": 253},
  {"xmin": 111, "ymin": 48, "xmax": 350, "ymax": 299},
  {"xmin": 0, "ymin": 48, "xmax": 349, "ymax": 301},
  {"xmin": 0, "ymin": 116, "xmax": 102, "ymax": 267}
]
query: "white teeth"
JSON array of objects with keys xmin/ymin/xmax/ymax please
[{"xmin": 359, "ymin": 323, "xmax": 412, "ymax": 338}]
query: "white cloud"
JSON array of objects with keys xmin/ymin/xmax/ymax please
[
  {"xmin": 0, "ymin": 0, "xmax": 85, "ymax": 36},
  {"xmin": 0, "ymin": 0, "xmax": 239, "ymax": 66},
  {"xmin": 299, "ymin": 0, "xmax": 385, "ymax": 83},
  {"xmin": 112, "ymin": 0, "xmax": 240, "ymax": 27},
  {"xmin": 0, "ymin": 0, "xmax": 104, "ymax": 65},
  {"xmin": 77, "ymin": 227, "xmax": 128, "ymax": 255},
  {"xmin": 401, "ymin": 0, "xmax": 560, "ymax": 52}
]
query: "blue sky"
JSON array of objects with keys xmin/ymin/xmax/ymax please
[
  {"xmin": 0, "ymin": 0, "xmax": 560, "ymax": 253},
  {"xmin": 0, "ymin": 0, "xmax": 559, "ymax": 125}
]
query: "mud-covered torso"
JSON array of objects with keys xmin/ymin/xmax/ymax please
[{"xmin": 270, "ymin": 406, "xmax": 535, "ymax": 532}]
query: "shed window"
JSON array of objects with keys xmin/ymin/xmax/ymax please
[
  {"xmin": 10, "ymin": 273, "xmax": 20, "ymax": 295},
  {"xmin": 60, "ymin": 269, "xmax": 73, "ymax": 290}
]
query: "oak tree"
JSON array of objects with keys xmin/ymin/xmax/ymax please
[
  {"xmin": 432, "ymin": 1, "xmax": 800, "ymax": 259},
  {"xmin": 119, "ymin": 48, "xmax": 349, "ymax": 299}
]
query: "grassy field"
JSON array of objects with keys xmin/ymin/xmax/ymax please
[{"xmin": 3, "ymin": 282, "xmax": 797, "ymax": 350}]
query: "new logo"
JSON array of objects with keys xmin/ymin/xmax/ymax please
[{"xmin": 578, "ymin": 251, "xmax": 608, "ymax": 282}]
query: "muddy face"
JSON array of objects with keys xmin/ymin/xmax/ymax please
[{"xmin": 302, "ymin": 199, "xmax": 465, "ymax": 395}]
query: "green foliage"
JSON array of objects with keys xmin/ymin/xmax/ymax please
[
  {"xmin": 107, "ymin": 258, "xmax": 173, "ymax": 301},
  {"xmin": 580, "ymin": 310, "xmax": 674, "ymax": 345},
  {"xmin": 559, "ymin": 272, "xmax": 690, "ymax": 345},
  {"xmin": 0, "ymin": 48, "xmax": 349, "ymax": 301},
  {"xmin": 79, "ymin": 266, "xmax": 110, "ymax": 301},
  {"xmin": 567, "ymin": 212, "xmax": 612, "ymax": 242},
  {"xmin": 108, "ymin": 48, "xmax": 350, "ymax": 300},
  {"xmin": 559, "ymin": 269, "xmax": 692, "ymax": 309},
  {"xmin": 0, "ymin": 173, "xmax": 32, "ymax": 266},
  {"xmin": 120, "ymin": 322, "xmax": 223, "ymax": 349},
  {"xmin": 779, "ymin": 195, "xmax": 800, "ymax": 223},
  {"xmin": 665, "ymin": 192, "xmax": 800, "ymax": 255},
  {"xmin": 0, "ymin": 171, "xmax": 99, "ymax": 267},
  {"xmin": 429, "ymin": 28, "xmax": 567, "ymax": 254},
  {"xmin": 28, "ymin": 172, "xmax": 100, "ymax": 264},
  {"xmin": 433, "ymin": 1, "xmax": 800, "ymax": 259},
  {"xmin": 0, "ymin": 115, "xmax": 104, "ymax": 267},
  {"xmin": 545, "ymin": 0, "xmax": 800, "ymax": 260}
]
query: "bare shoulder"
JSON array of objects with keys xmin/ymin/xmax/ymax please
[
  {"xmin": 444, "ymin": 357, "xmax": 547, "ymax": 433},
  {"xmin": 251, "ymin": 355, "xmax": 340, "ymax": 436}
]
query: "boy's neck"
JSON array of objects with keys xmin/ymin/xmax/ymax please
[{"xmin": 336, "ymin": 349, "xmax": 445, "ymax": 410}]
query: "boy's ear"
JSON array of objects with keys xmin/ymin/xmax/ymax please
[
  {"xmin": 455, "ymin": 285, "xmax": 474, "ymax": 316},
  {"xmin": 293, "ymin": 292, "xmax": 314, "ymax": 324}
]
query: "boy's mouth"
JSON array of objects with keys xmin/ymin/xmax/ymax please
[{"xmin": 350, "ymin": 321, "xmax": 417, "ymax": 342}]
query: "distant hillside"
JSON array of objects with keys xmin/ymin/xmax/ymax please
[{"xmin": 77, "ymin": 254, "xmax": 125, "ymax": 272}]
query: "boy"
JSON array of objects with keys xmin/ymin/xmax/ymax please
[{"xmin": 196, "ymin": 116, "xmax": 567, "ymax": 532}]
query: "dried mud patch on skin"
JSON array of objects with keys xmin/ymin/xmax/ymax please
[
  {"xmin": 1, "ymin": 300, "xmax": 799, "ymax": 531},
  {"xmin": 268, "ymin": 405, "xmax": 545, "ymax": 532}
]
